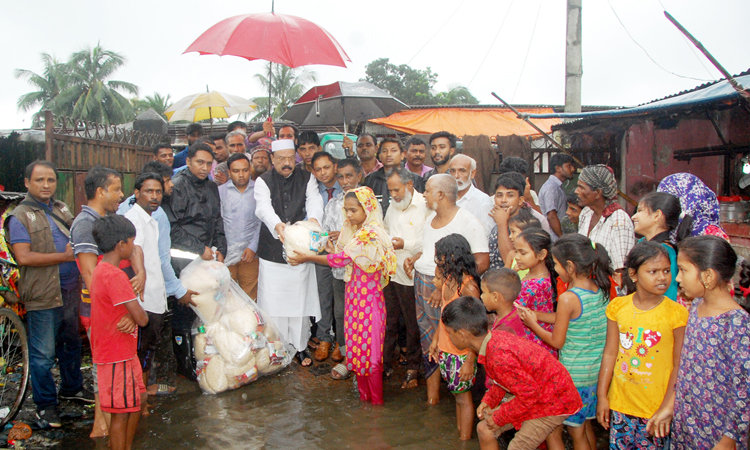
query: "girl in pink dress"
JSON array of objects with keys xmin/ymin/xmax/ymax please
[{"xmin": 289, "ymin": 187, "xmax": 396, "ymax": 404}]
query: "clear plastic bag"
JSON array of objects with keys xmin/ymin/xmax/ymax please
[
  {"xmin": 282, "ymin": 220, "xmax": 329, "ymax": 263},
  {"xmin": 183, "ymin": 259, "xmax": 293, "ymax": 394}
]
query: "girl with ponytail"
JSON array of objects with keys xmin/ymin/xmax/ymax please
[
  {"xmin": 518, "ymin": 233, "xmax": 611, "ymax": 450},
  {"xmin": 631, "ymin": 192, "xmax": 690, "ymax": 301}
]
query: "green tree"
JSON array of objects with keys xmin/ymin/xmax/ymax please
[
  {"xmin": 362, "ymin": 58, "xmax": 438, "ymax": 105},
  {"xmin": 252, "ymin": 63, "xmax": 317, "ymax": 120},
  {"xmin": 56, "ymin": 43, "xmax": 138, "ymax": 125},
  {"xmin": 433, "ymin": 85, "xmax": 480, "ymax": 105},
  {"xmin": 130, "ymin": 93, "xmax": 172, "ymax": 120},
  {"xmin": 14, "ymin": 53, "xmax": 71, "ymax": 127}
]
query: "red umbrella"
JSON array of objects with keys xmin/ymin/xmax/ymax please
[
  {"xmin": 184, "ymin": 12, "xmax": 350, "ymax": 68},
  {"xmin": 184, "ymin": 12, "xmax": 351, "ymax": 118}
]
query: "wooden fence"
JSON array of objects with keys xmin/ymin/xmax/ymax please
[{"xmin": 0, "ymin": 111, "xmax": 167, "ymax": 214}]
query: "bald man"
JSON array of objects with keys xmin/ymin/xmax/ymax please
[
  {"xmin": 448, "ymin": 154, "xmax": 495, "ymax": 236},
  {"xmin": 403, "ymin": 174, "xmax": 489, "ymax": 404}
]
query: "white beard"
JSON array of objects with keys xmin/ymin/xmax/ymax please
[
  {"xmin": 391, "ymin": 190, "xmax": 413, "ymax": 211},
  {"xmin": 456, "ymin": 178, "xmax": 471, "ymax": 191}
]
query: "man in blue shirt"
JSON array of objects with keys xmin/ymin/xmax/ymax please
[
  {"xmin": 7, "ymin": 161, "xmax": 89, "ymax": 427},
  {"xmin": 172, "ymin": 123, "xmax": 204, "ymax": 169},
  {"xmin": 310, "ymin": 151, "xmax": 342, "ymax": 361},
  {"xmin": 218, "ymin": 153, "xmax": 261, "ymax": 298}
]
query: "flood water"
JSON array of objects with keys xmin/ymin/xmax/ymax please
[{"xmin": 58, "ymin": 364, "xmax": 482, "ymax": 450}]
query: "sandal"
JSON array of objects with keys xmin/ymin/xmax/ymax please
[
  {"xmin": 307, "ymin": 337, "xmax": 321, "ymax": 350},
  {"xmin": 331, "ymin": 363, "xmax": 350, "ymax": 380},
  {"xmin": 314, "ymin": 341, "xmax": 331, "ymax": 361},
  {"xmin": 295, "ymin": 350, "xmax": 313, "ymax": 367},
  {"xmin": 401, "ymin": 370, "xmax": 419, "ymax": 389},
  {"xmin": 147, "ymin": 383, "xmax": 177, "ymax": 397}
]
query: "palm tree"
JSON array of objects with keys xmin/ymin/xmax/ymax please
[
  {"xmin": 252, "ymin": 63, "xmax": 317, "ymax": 120},
  {"xmin": 130, "ymin": 92, "xmax": 172, "ymax": 120},
  {"xmin": 14, "ymin": 53, "xmax": 70, "ymax": 127},
  {"xmin": 57, "ymin": 42, "xmax": 139, "ymax": 125}
]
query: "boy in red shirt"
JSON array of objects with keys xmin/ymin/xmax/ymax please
[
  {"xmin": 90, "ymin": 215, "xmax": 148, "ymax": 450},
  {"xmin": 442, "ymin": 296, "xmax": 582, "ymax": 450}
]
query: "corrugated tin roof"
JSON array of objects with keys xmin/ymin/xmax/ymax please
[
  {"xmin": 531, "ymin": 68, "xmax": 750, "ymax": 129},
  {"xmin": 406, "ymin": 103, "xmax": 618, "ymax": 112}
]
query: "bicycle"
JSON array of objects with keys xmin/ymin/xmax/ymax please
[{"xmin": 0, "ymin": 256, "xmax": 29, "ymax": 427}]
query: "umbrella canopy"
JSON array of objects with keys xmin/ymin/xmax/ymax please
[
  {"xmin": 184, "ymin": 13, "xmax": 351, "ymax": 69},
  {"xmin": 281, "ymin": 81, "xmax": 408, "ymax": 127},
  {"xmin": 164, "ymin": 91, "xmax": 257, "ymax": 123}
]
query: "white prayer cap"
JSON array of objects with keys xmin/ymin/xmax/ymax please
[{"xmin": 271, "ymin": 139, "xmax": 295, "ymax": 152}]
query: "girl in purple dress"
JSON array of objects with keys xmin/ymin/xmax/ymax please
[
  {"xmin": 288, "ymin": 187, "xmax": 397, "ymax": 404},
  {"xmin": 664, "ymin": 236, "xmax": 750, "ymax": 449}
]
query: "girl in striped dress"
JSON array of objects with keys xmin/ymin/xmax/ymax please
[{"xmin": 518, "ymin": 233, "xmax": 612, "ymax": 450}]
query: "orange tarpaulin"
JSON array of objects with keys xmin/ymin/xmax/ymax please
[{"xmin": 368, "ymin": 107, "xmax": 562, "ymax": 137}]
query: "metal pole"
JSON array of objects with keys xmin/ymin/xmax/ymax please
[
  {"xmin": 491, "ymin": 92, "xmax": 637, "ymax": 206},
  {"xmin": 268, "ymin": 63, "xmax": 273, "ymax": 118},
  {"xmin": 664, "ymin": 11, "xmax": 749, "ymax": 99},
  {"xmin": 565, "ymin": 0, "xmax": 583, "ymax": 114}
]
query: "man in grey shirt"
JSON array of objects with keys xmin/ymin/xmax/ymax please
[{"xmin": 538, "ymin": 154, "xmax": 576, "ymax": 240}]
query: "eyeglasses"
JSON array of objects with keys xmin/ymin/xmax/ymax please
[{"xmin": 274, "ymin": 156, "xmax": 296, "ymax": 163}]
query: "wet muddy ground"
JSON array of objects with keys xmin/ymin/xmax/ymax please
[{"xmin": 6, "ymin": 354, "xmax": 611, "ymax": 450}]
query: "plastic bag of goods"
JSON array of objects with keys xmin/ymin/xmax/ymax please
[
  {"xmin": 282, "ymin": 220, "xmax": 329, "ymax": 263},
  {"xmin": 185, "ymin": 260, "xmax": 294, "ymax": 394},
  {"xmin": 179, "ymin": 258, "xmax": 232, "ymax": 324}
]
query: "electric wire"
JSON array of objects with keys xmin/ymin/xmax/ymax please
[
  {"xmin": 511, "ymin": 0, "xmax": 543, "ymax": 102},
  {"xmin": 467, "ymin": 0, "xmax": 516, "ymax": 88},
  {"xmin": 607, "ymin": 0, "xmax": 712, "ymax": 82},
  {"xmin": 407, "ymin": 0, "xmax": 468, "ymax": 65}
]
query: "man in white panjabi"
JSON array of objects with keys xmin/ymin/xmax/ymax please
[{"xmin": 254, "ymin": 139, "xmax": 324, "ymax": 366}]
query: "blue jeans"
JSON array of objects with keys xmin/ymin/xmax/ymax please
[{"xmin": 27, "ymin": 283, "xmax": 83, "ymax": 409}]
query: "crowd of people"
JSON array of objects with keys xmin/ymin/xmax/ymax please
[{"xmin": 4, "ymin": 119, "xmax": 750, "ymax": 450}]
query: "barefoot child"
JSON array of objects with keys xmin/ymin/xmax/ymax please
[
  {"xmin": 597, "ymin": 241, "xmax": 688, "ymax": 449},
  {"xmin": 513, "ymin": 228, "xmax": 557, "ymax": 356},
  {"xmin": 507, "ymin": 209, "xmax": 542, "ymax": 279},
  {"xmin": 518, "ymin": 233, "xmax": 612, "ymax": 450},
  {"xmin": 669, "ymin": 236, "xmax": 750, "ymax": 449},
  {"xmin": 429, "ymin": 234, "xmax": 481, "ymax": 440},
  {"xmin": 631, "ymin": 192, "xmax": 691, "ymax": 302},
  {"xmin": 480, "ymin": 268, "xmax": 524, "ymax": 336},
  {"xmin": 288, "ymin": 187, "xmax": 397, "ymax": 405},
  {"xmin": 90, "ymin": 215, "xmax": 149, "ymax": 450},
  {"xmin": 442, "ymin": 296, "xmax": 582, "ymax": 450}
]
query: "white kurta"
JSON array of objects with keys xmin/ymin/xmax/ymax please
[{"xmin": 253, "ymin": 170, "xmax": 325, "ymax": 351}]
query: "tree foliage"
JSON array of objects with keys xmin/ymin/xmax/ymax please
[
  {"xmin": 362, "ymin": 58, "xmax": 479, "ymax": 106},
  {"xmin": 252, "ymin": 63, "xmax": 317, "ymax": 120},
  {"xmin": 130, "ymin": 93, "xmax": 172, "ymax": 120},
  {"xmin": 16, "ymin": 43, "xmax": 139, "ymax": 126}
]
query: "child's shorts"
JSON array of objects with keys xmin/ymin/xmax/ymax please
[
  {"xmin": 96, "ymin": 358, "xmax": 146, "ymax": 414},
  {"xmin": 563, "ymin": 384, "xmax": 597, "ymax": 427},
  {"xmin": 610, "ymin": 410, "xmax": 667, "ymax": 450},
  {"xmin": 439, "ymin": 351, "xmax": 476, "ymax": 394}
]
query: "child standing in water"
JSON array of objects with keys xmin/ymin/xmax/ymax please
[
  {"xmin": 429, "ymin": 233, "xmax": 481, "ymax": 440},
  {"xmin": 597, "ymin": 241, "xmax": 688, "ymax": 449},
  {"xmin": 289, "ymin": 187, "xmax": 397, "ymax": 405},
  {"xmin": 518, "ymin": 233, "xmax": 612, "ymax": 450},
  {"xmin": 669, "ymin": 236, "xmax": 750, "ymax": 449}
]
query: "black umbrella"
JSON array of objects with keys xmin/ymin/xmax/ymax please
[{"xmin": 281, "ymin": 81, "xmax": 408, "ymax": 132}]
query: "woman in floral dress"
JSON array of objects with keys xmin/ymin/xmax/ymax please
[{"xmin": 289, "ymin": 187, "xmax": 396, "ymax": 404}]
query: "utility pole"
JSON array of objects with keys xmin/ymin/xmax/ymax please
[{"xmin": 565, "ymin": 0, "xmax": 583, "ymax": 114}]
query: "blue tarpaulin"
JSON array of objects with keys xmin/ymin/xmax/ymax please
[{"xmin": 526, "ymin": 74, "xmax": 750, "ymax": 120}]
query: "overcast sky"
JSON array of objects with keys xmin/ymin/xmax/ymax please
[{"xmin": 2, "ymin": 0, "xmax": 748, "ymax": 129}]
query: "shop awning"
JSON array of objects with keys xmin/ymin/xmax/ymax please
[{"xmin": 368, "ymin": 107, "xmax": 561, "ymax": 137}]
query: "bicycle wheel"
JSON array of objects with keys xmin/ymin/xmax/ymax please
[{"xmin": 0, "ymin": 308, "xmax": 29, "ymax": 427}]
